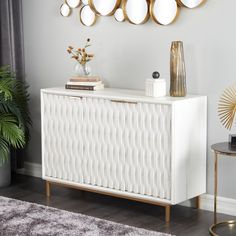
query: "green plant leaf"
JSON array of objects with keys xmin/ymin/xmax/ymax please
[
  {"xmin": 0, "ymin": 65, "xmax": 15, "ymax": 79},
  {"xmin": 0, "ymin": 113, "xmax": 25, "ymax": 149},
  {"xmin": 0, "ymin": 78, "xmax": 14, "ymax": 101},
  {"xmin": 0, "ymin": 65, "xmax": 31, "ymax": 166},
  {"xmin": 0, "ymin": 137, "xmax": 9, "ymax": 166},
  {"xmin": 0, "ymin": 66, "xmax": 31, "ymax": 143}
]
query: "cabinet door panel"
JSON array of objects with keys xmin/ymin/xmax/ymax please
[{"xmin": 42, "ymin": 93, "xmax": 172, "ymax": 200}]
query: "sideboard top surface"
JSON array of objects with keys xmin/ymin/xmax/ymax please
[{"xmin": 41, "ymin": 87, "xmax": 206, "ymax": 105}]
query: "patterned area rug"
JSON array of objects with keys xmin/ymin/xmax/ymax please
[{"xmin": 0, "ymin": 196, "xmax": 172, "ymax": 236}]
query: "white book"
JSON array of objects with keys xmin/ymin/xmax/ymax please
[
  {"xmin": 70, "ymin": 76, "xmax": 101, "ymax": 82},
  {"xmin": 66, "ymin": 81, "xmax": 102, "ymax": 86}
]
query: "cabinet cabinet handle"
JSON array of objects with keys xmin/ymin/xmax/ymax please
[
  {"xmin": 110, "ymin": 99, "xmax": 137, "ymax": 105},
  {"xmin": 69, "ymin": 96, "xmax": 83, "ymax": 100}
]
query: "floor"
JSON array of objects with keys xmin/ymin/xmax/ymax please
[{"xmin": 0, "ymin": 174, "xmax": 234, "ymax": 236}]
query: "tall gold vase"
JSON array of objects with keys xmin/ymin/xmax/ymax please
[{"xmin": 170, "ymin": 41, "xmax": 187, "ymax": 97}]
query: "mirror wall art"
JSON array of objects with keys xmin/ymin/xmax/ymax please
[
  {"xmin": 89, "ymin": 0, "xmax": 121, "ymax": 16},
  {"xmin": 80, "ymin": 5, "xmax": 97, "ymax": 26},
  {"xmin": 122, "ymin": 0, "xmax": 149, "ymax": 25},
  {"xmin": 60, "ymin": 3, "xmax": 72, "ymax": 17},
  {"xmin": 66, "ymin": 0, "xmax": 81, "ymax": 8},
  {"xmin": 177, "ymin": 0, "xmax": 205, "ymax": 9},
  {"xmin": 150, "ymin": 0, "xmax": 178, "ymax": 25},
  {"xmin": 60, "ymin": 0, "xmax": 206, "ymax": 27},
  {"xmin": 114, "ymin": 8, "xmax": 125, "ymax": 22}
]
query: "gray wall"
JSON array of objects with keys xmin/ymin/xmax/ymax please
[{"xmin": 22, "ymin": 0, "xmax": 236, "ymax": 199}]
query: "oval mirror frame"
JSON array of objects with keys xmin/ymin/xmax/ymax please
[
  {"xmin": 114, "ymin": 8, "xmax": 125, "ymax": 22},
  {"xmin": 89, "ymin": 0, "xmax": 121, "ymax": 16},
  {"xmin": 150, "ymin": 0, "xmax": 178, "ymax": 25},
  {"xmin": 80, "ymin": 5, "xmax": 97, "ymax": 26},
  {"xmin": 176, "ymin": 0, "xmax": 205, "ymax": 8},
  {"xmin": 66, "ymin": 0, "xmax": 81, "ymax": 8},
  {"xmin": 60, "ymin": 3, "xmax": 72, "ymax": 17},
  {"xmin": 122, "ymin": 0, "xmax": 149, "ymax": 25}
]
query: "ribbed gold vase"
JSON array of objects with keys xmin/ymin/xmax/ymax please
[{"xmin": 170, "ymin": 41, "xmax": 187, "ymax": 97}]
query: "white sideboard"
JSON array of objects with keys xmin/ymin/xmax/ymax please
[{"xmin": 41, "ymin": 87, "xmax": 207, "ymax": 222}]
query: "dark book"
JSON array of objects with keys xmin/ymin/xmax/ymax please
[{"xmin": 65, "ymin": 84, "xmax": 104, "ymax": 91}]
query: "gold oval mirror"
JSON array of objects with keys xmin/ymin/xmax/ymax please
[
  {"xmin": 82, "ymin": 0, "xmax": 89, "ymax": 5},
  {"xmin": 66, "ymin": 0, "xmax": 81, "ymax": 8},
  {"xmin": 177, "ymin": 0, "xmax": 204, "ymax": 8},
  {"xmin": 114, "ymin": 8, "xmax": 125, "ymax": 22},
  {"xmin": 123, "ymin": 0, "xmax": 149, "ymax": 25},
  {"xmin": 60, "ymin": 3, "xmax": 72, "ymax": 17},
  {"xmin": 80, "ymin": 5, "xmax": 97, "ymax": 26},
  {"xmin": 89, "ymin": 0, "xmax": 121, "ymax": 16},
  {"xmin": 150, "ymin": 0, "xmax": 178, "ymax": 25}
]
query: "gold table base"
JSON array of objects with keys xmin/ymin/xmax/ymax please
[
  {"xmin": 209, "ymin": 143, "xmax": 236, "ymax": 236},
  {"xmin": 209, "ymin": 220, "xmax": 236, "ymax": 236}
]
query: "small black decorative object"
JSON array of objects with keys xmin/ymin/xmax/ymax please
[
  {"xmin": 152, "ymin": 71, "xmax": 160, "ymax": 79},
  {"xmin": 229, "ymin": 134, "xmax": 236, "ymax": 148}
]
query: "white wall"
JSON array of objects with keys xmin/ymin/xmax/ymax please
[{"xmin": 22, "ymin": 0, "xmax": 236, "ymax": 199}]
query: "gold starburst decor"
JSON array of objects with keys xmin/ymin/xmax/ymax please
[{"xmin": 218, "ymin": 84, "xmax": 236, "ymax": 130}]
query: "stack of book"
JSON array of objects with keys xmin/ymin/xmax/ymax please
[{"xmin": 65, "ymin": 76, "xmax": 104, "ymax": 91}]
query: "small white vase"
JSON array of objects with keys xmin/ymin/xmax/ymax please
[{"xmin": 74, "ymin": 63, "xmax": 91, "ymax": 76}]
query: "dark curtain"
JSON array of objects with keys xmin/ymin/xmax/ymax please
[{"xmin": 0, "ymin": 0, "xmax": 25, "ymax": 168}]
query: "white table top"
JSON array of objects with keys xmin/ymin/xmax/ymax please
[{"xmin": 41, "ymin": 87, "xmax": 206, "ymax": 105}]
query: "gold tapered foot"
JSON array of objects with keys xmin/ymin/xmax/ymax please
[
  {"xmin": 195, "ymin": 196, "xmax": 200, "ymax": 209},
  {"xmin": 165, "ymin": 205, "xmax": 171, "ymax": 223},
  {"xmin": 46, "ymin": 181, "xmax": 51, "ymax": 198}
]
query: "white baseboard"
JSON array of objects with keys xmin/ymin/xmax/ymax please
[
  {"xmin": 16, "ymin": 162, "xmax": 236, "ymax": 216},
  {"xmin": 200, "ymin": 194, "xmax": 236, "ymax": 216},
  {"xmin": 178, "ymin": 195, "xmax": 236, "ymax": 217},
  {"xmin": 16, "ymin": 161, "xmax": 42, "ymax": 178}
]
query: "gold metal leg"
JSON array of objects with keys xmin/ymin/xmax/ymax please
[
  {"xmin": 165, "ymin": 205, "xmax": 171, "ymax": 223},
  {"xmin": 195, "ymin": 196, "xmax": 200, "ymax": 209},
  {"xmin": 46, "ymin": 181, "xmax": 51, "ymax": 198},
  {"xmin": 209, "ymin": 147, "xmax": 236, "ymax": 235},
  {"xmin": 214, "ymin": 152, "xmax": 218, "ymax": 225}
]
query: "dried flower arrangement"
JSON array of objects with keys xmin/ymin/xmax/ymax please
[{"xmin": 67, "ymin": 38, "xmax": 94, "ymax": 66}]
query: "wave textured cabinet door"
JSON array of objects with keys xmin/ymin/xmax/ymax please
[{"xmin": 41, "ymin": 87, "xmax": 207, "ymax": 222}]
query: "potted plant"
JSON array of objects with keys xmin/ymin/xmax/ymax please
[{"xmin": 0, "ymin": 66, "xmax": 31, "ymax": 187}]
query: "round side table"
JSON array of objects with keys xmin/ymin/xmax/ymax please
[{"xmin": 209, "ymin": 142, "xmax": 236, "ymax": 236}]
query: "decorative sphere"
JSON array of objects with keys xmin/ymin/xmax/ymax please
[{"xmin": 152, "ymin": 71, "xmax": 160, "ymax": 79}]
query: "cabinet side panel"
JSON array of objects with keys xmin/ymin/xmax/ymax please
[
  {"xmin": 172, "ymin": 97, "xmax": 207, "ymax": 204},
  {"xmin": 41, "ymin": 91, "xmax": 45, "ymax": 178},
  {"xmin": 186, "ymin": 97, "xmax": 207, "ymax": 199}
]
